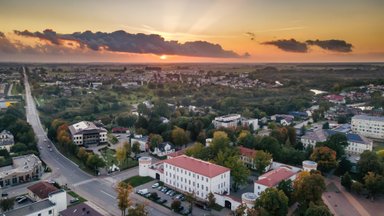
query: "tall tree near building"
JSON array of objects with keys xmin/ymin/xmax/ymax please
[
  {"xmin": 211, "ymin": 131, "xmax": 231, "ymax": 154},
  {"xmin": 132, "ymin": 141, "xmax": 141, "ymax": 155},
  {"xmin": 0, "ymin": 198, "xmax": 15, "ymax": 212},
  {"xmin": 341, "ymin": 172, "xmax": 352, "ymax": 191},
  {"xmin": 149, "ymin": 134, "xmax": 163, "ymax": 151},
  {"xmin": 127, "ymin": 203, "xmax": 148, "ymax": 216},
  {"xmin": 310, "ymin": 147, "xmax": 337, "ymax": 173},
  {"xmin": 357, "ymin": 151, "xmax": 384, "ymax": 178},
  {"xmin": 364, "ymin": 172, "xmax": 384, "ymax": 199},
  {"xmin": 207, "ymin": 192, "xmax": 216, "ymax": 208},
  {"xmin": 255, "ymin": 188, "xmax": 289, "ymax": 216},
  {"xmin": 116, "ymin": 182, "xmax": 133, "ymax": 216},
  {"xmin": 171, "ymin": 127, "xmax": 190, "ymax": 147},
  {"xmin": 294, "ymin": 171, "xmax": 326, "ymax": 206},
  {"xmin": 304, "ymin": 202, "xmax": 332, "ymax": 216},
  {"xmin": 116, "ymin": 146, "xmax": 127, "ymax": 165},
  {"xmin": 253, "ymin": 150, "xmax": 272, "ymax": 174}
]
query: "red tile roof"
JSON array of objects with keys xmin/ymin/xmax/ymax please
[
  {"xmin": 239, "ymin": 146, "xmax": 257, "ymax": 158},
  {"xmin": 167, "ymin": 149, "xmax": 185, "ymax": 158},
  {"xmin": 164, "ymin": 155, "xmax": 230, "ymax": 178},
  {"xmin": 255, "ymin": 167, "xmax": 296, "ymax": 187},
  {"xmin": 27, "ymin": 181, "xmax": 59, "ymax": 199}
]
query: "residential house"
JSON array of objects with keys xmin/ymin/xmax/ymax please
[
  {"xmin": 0, "ymin": 130, "xmax": 14, "ymax": 151},
  {"xmin": 152, "ymin": 142, "xmax": 175, "ymax": 157}
]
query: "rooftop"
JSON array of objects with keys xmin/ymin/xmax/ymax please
[
  {"xmin": 352, "ymin": 115, "xmax": 384, "ymax": 122},
  {"xmin": 164, "ymin": 155, "xmax": 230, "ymax": 178},
  {"xmin": 3, "ymin": 199, "xmax": 55, "ymax": 216},
  {"xmin": 27, "ymin": 181, "xmax": 59, "ymax": 199},
  {"xmin": 0, "ymin": 154, "xmax": 42, "ymax": 179},
  {"xmin": 255, "ymin": 167, "xmax": 296, "ymax": 187},
  {"xmin": 68, "ymin": 121, "xmax": 106, "ymax": 135},
  {"xmin": 60, "ymin": 203, "xmax": 103, "ymax": 216},
  {"xmin": 238, "ymin": 146, "xmax": 257, "ymax": 158}
]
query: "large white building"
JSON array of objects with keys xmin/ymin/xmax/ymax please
[
  {"xmin": 351, "ymin": 115, "xmax": 384, "ymax": 140},
  {"xmin": 301, "ymin": 129, "xmax": 373, "ymax": 155},
  {"xmin": 139, "ymin": 155, "xmax": 231, "ymax": 200},
  {"xmin": 68, "ymin": 121, "xmax": 107, "ymax": 147},
  {"xmin": 212, "ymin": 114, "xmax": 258, "ymax": 129}
]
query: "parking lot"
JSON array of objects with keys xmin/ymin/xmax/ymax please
[{"xmin": 135, "ymin": 180, "xmax": 191, "ymax": 215}]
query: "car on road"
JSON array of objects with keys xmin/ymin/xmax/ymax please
[
  {"xmin": 1, "ymin": 193, "xmax": 8, "ymax": 197},
  {"xmin": 151, "ymin": 183, "xmax": 160, "ymax": 188},
  {"xmin": 47, "ymin": 144, "xmax": 51, "ymax": 148},
  {"xmin": 44, "ymin": 138, "xmax": 47, "ymax": 142},
  {"xmin": 49, "ymin": 148, "xmax": 53, "ymax": 152}
]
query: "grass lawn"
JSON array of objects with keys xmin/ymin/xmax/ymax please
[
  {"xmin": 123, "ymin": 176, "xmax": 154, "ymax": 187},
  {"xmin": 212, "ymin": 203, "xmax": 224, "ymax": 211},
  {"xmin": 67, "ymin": 190, "xmax": 87, "ymax": 204},
  {"xmin": 101, "ymin": 148, "xmax": 138, "ymax": 170}
]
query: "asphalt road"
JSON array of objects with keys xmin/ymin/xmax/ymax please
[{"xmin": 23, "ymin": 67, "xmax": 170, "ymax": 216}]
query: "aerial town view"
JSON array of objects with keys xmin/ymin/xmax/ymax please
[{"xmin": 0, "ymin": 1, "xmax": 384, "ymax": 216}]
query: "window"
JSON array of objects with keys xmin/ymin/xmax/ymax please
[{"xmin": 49, "ymin": 210, "xmax": 53, "ymax": 214}]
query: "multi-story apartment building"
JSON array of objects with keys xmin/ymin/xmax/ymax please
[
  {"xmin": 301, "ymin": 129, "xmax": 372, "ymax": 155},
  {"xmin": 212, "ymin": 114, "xmax": 258, "ymax": 129},
  {"xmin": 68, "ymin": 121, "xmax": 107, "ymax": 147},
  {"xmin": 163, "ymin": 155, "xmax": 230, "ymax": 200},
  {"xmin": 351, "ymin": 115, "xmax": 384, "ymax": 140}
]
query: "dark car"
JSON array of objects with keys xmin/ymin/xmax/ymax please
[
  {"xmin": 1, "ymin": 193, "xmax": 8, "ymax": 197},
  {"xmin": 156, "ymin": 198, "xmax": 167, "ymax": 204},
  {"xmin": 180, "ymin": 208, "xmax": 191, "ymax": 215}
]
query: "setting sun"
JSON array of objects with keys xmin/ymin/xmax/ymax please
[{"xmin": 160, "ymin": 55, "xmax": 167, "ymax": 60}]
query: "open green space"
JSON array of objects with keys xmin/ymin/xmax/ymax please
[{"xmin": 123, "ymin": 176, "xmax": 154, "ymax": 187}]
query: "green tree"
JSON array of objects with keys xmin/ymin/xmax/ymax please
[
  {"xmin": 171, "ymin": 200, "xmax": 181, "ymax": 212},
  {"xmin": 310, "ymin": 147, "xmax": 337, "ymax": 173},
  {"xmin": 364, "ymin": 172, "xmax": 384, "ymax": 199},
  {"xmin": 210, "ymin": 131, "xmax": 231, "ymax": 155},
  {"xmin": 0, "ymin": 198, "xmax": 15, "ymax": 212},
  {"xmin": 77, "ymin": 147, "xmax": 89, "ymax": 163},
  {"xmin": 253, "ymin": 150, "xmax": 272, "ymax": 174},
  {"xmin": 185, "ymin": 142, "xmax": 204, "ymax": 157},
  {"xmin": 320, "ymin": 133, "xmax": 348, "ymax": 159},
  {"xmin": 149, "ymin": 134, "xmax": 163, "ymax": 151},
  {"xmin": 305, "ymin": 202, "xmax": 332, "ymax": 216},
  {"xmin": 185, "ymin": 192, "xmax": 196, "ymax": 214},
  {"xmin": 257, "ymin": 136, "xmax": 280, "ymax": 158},
  {"xmin": 115, "ymin": 182, "xmax": 133, "ymax": 216},
  {"xmin": 171, "ymin": 127, "xmax": 190, "ymax": 147},
  {"xmin": 123, "ymin": 141, "xmax": 132, "ymax": 158},
  {"xmin": 336, "ymin": 157, "xmax": 352, "ymax": 175},
  {"xmin": 341, "ymin": 172, "xmax": 352, "ymax": 191},
  {"xmin": 225, "ymin": 156, "xmax": 250, "ymax": 191},
  {"xmin": 132, "ymin": 141, "xmax": 141, "ymax": 155},
  {"xmin": 294, "ymin": 171, "xmax": 326, "ymax": 205},
  {"xmin": 277, "ymin": 179, "xmax": 294, "ymax": 205},
  {"xmin": 351, "ymin": 181, "xmax": 363, "ymax": 195},
  {"xmin": 237, "ymin": 130, "xmax": 255, "ymax": 148},
  {"xmin": 234, "ymin": 203, "xmax": 247, "ymax": 216},
  {"xmin": 358, "ymin": 151, "xmax": 383, "ymax": 178},
  {"xmin": 116, "ymin": 146, "xmax": 127, "ymax": 166},
  {"xmin": 207, "ymin": 192, "xmax": 216, "ymax": 208},
  {"xmin": 255, "ymin": 188, "xmax": 288, "ymax": 216},
  {"xmin": 127, "ymin": 203, "xmax": 148, "ymax": 216},
  {"xmin": 86, "ymin": 154, "xmax": 106, "ymax": 173}
]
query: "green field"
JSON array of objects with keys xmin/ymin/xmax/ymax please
[{"xmin": 123, "ymin": 176, "xmax": 154, "ymax": 187}]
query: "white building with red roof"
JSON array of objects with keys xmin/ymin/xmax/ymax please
[
  {"xmin": 254, "ymin": 166, "xmax": 298, "ymax": 196},
  {"xmin": 163, "ymin": 155, "xmax": 230, "ymax": 200}
]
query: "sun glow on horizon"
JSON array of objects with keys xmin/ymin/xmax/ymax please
[{"xmin": 160, "ymin": 55, "xmax": 167, "ymax": 60}]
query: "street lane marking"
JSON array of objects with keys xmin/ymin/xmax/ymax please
[
  {"xmin": 100, "ymin": 190, "xmax": 116, "ymax": 199},
  {"xmin": 73, "ymin": 179, "xmax": 96, "ymax": 187}
]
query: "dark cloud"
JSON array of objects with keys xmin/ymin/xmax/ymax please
[
  {"xmin": 14, "ymin": 29, "xmax": 245, "ymax": 58},
  {"xmin": 262, "ymin": 39, "xmax": 308, "ymax": 53},
  {"xmin": 306, "ymin": 39, "xmax": 353, "ymax": 52},
  {"xmin": 245, "ymin": 32, "xmax": 255, "ymax": 40}
]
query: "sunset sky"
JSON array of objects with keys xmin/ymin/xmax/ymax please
[{"xmin": 1, "ymin": 0, "xmax": 383, "ymax": 62}]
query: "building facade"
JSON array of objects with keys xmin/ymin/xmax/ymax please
[
  {"xmin": 163, "ymin": 155, "xmax": 230, "ymax": 200},
  {"xmin": 254, "ymin": 167, "xmax": 297, "ymax": 196},
  {"xmin": 68, "ymin": 121, "xmax": 107, "ymax": 147},
  {"xmin": 351, "ymin": 115, "xmax": 384, "ymax": 140},
  {"xmin": 238, "ymin": 146, "xmax": 272, "ymax": 171},
  {"xmin": 212, "ymin": 114, "xmax": 258, "ymax": 129},
  {"xmin": 301, "ymin": 129, "xmax": 373, "ymax": 155},
  {"xmin": 0, "ymin": 154, "xmax": 43, "ymax": 187},
  {"xmin": 0, "ymin": 130, "xmax": 14, "ymax": 151}
]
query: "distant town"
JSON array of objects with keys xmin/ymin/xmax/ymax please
[{"xmin": 0, "ymin": 63, "xmax": 384, "ymax": 216}]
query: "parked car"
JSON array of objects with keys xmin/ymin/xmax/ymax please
[
  {"xmin": 161, "ymin": 187, "xmax": 169, "ymax": 193},
  {"xmin": 137, "ymin": 188, "xmax": 148, "ymax": 195},
  {"xmin": 156, "ymin": 198, "xmax": 167, "ymax": 204},
  {"xmin": 16, "ymin": 197, "xmax": 28, "ymax": 204},
  {"xmin": 70, "ymin": 198, "xmax": 79, "ymax": 203},
  {"xmin": 180, "ymin": 208, "xmax": 191, "ymax": 215},
  {"xmin": 166, "ymin": 190, "xmax": 174, "ymax": 196},
  {"xmin": 1, "ymin": 193, "xmax": 7, "ymax": 197},
  {"xmin": 151, "ymin": 183, "xmax": 160, "ymax": 188},
  {"xmin": 144, "ymin": 193, "xmax": 152, "ymax": 198},
  {"xmin": 169, "ymin": 191, "xmax": 177, "ymax": 197},
  {"xmin": 157, "ymin": 186, "xmax": 164, "ymax": 191},
  {"xmin": 15, "ymin": 196, "xmax": 26, "ymax": 202},
  {"xmin": 175, "ymin": 194, "xmax": 185, "ymax": 201}
]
